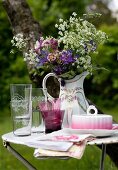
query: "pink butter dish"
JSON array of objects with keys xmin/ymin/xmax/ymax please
[{"xmin": 71, "ymin": 114, "xmax": 113, "ymax": 130}]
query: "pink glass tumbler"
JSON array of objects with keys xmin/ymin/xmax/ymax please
[{"xmin": 39, "ymin": 98, "xmax": 64, "ymax": 133}]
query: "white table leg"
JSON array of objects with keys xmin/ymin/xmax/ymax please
[
  {"xmin": 99, "ymin": 144, "xmax": 106, "ymax": 170},
  {"xmin": 3, "ymin": 141, "xmax": 37, "ymax": 170}
]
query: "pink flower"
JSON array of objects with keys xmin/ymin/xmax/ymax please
[
  {"xmin": 47, "ymin": 53, "xmax": 56, "ymax": 62},
  {"xmin": 34, "ymin": 38, "xmax": 44, "ymax": 54},
  {"xmin": 50, "ymin": 38, "xmax": 58, "ymax": 50},
  {"xmin": 42, "ymin": 38, "xmax": 58, "ymax": 50},
  {"xmin": 42, "ymin": 39, "xmax": 50, "ymax": 47}
]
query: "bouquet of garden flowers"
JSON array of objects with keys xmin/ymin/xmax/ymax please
[{"xmin": 11, "ymin": 12, "xmax": 108, "ymax": 79}]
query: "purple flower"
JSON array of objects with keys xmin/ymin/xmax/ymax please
[
  {"xmin": 53, "ymin": 64, "xmax": 68, "ymax": 75},
  {"xmin": 40, "ymin": 50, "xmax": 48, "ymax": 56},
  {"xmin": 53, "ymin": 66, "xmax": 63, "ymax": 75},
  {"xmin": 53, "ymin": 65, "xmax": 65, "ymax": 75},
  {"xmin": 75, "ymin": 54, "xmax": 80, "ymax": 59},
  {"xmin": 84, "ymin": 40, "xmax": 97, "ymax": 54},
  {"xmin": 60, "ymin": 50, "xmax": 75, "ymax": 64},
  {"xmin": 40, "ymin": 57, "xmax": 48, "ymax": 65},
  {"xmin": 89, "ymin": 40, "xmax": 94, "ymax": 45},
  {"xmin": 36, "ymin": 55, "xmax": 48, "ymax": 66}
]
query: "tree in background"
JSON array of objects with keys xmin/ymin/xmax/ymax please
[{"xmin": 0, "ymin": 3, "xmax": 31, "ymax": 111}]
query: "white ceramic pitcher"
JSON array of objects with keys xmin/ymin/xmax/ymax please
[{"xmin": 42, "ymin": 71, "xmax": 89, "ymax": 127}]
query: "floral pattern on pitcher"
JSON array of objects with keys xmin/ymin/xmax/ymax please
[
  {"xmin": 42, "ymin": 72, "xmax": 90, "ymax": 128},
  {"xmin": 60, "ymin": 88, "xmax": 77, "ymax": 103},
  {"xmin": 60, "ymin": 87, "xmax": 88, "ymax": 112}
]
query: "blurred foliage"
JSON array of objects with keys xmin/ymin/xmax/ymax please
[
  {"xmin": 0, "ymin": 0, "xmax": 118, "ymax": 115},
  {"xmin": 85, "ymin": 24, "xmax": 118, "ymax": 108},
  {"xmin": 86, "ymin": 0, "xmax": 117, "ymax": 26},
  {"xmin": 27, "ymin": 0, "xmax": 92, "ymax": 36}
]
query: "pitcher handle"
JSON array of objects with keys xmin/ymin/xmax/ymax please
[{"xmin": 42, "ymin": 73, "xmax": 59, "ymax": 101}]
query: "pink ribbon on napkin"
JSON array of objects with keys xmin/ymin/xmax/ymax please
[{"xmin": 112, "ymin": 124, "xmax": 118, "ymax": 130}]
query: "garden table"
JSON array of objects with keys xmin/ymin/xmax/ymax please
[{"xmin": 2, "ymin": 131, "xmax": 118, "ymax": 170}]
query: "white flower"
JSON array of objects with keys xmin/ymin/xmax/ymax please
[
  {"xmin": 11, "ymin": 33, "xmax": 27, "ymax": 50},
  {"xmin": 86, "ymin": 56, "xmax": 91, "ymax": 64},
  {"xmin": 23, "ymin": 58, "xmax": 27, "ymax": 61},
  {"xmin": 59, "ymin": 18, "xmax": 63, "ymax": 22},
  {"xmin": 36, "ymin": 58, "xmax": 40, "ymax": 62},
  {"xmin": 35, "ymin": 41, "xmax": 40, "ymax": 49},
  {"xmin": 55, "ymin": 24, "xmax": 58, "ymax": 28},
  {"xmin": 11, "ymin": 40, "xmax": 14, "ymax": 44},
  {"xmin": 58, "ymin": 31, "xmax": 63, "ymax": 36},
  {"xmin": 69, "ymin": 16, "xmax": 75, "ymax": 23},
  {"xmin": 10, "ymin": 49, "xmax": 14, "ymax": 54},
  {"xmin": 83, "ymin": 65, "xmax": 88, "ymax": 69},
  {"xmin": 59, "ymin": 23, "xmax": 66, "ymax": 31},
  {"xmin": 24, "ymin": 53, "xmax": 28, "ymax": 57},
  {"xmin": 72, "ymin": 12, "xmax": 77, "ymax": 17}
]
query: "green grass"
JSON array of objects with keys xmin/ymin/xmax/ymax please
[{"xmin": 0, "ymin": 109, "xmax": 118, "ymax": 170}]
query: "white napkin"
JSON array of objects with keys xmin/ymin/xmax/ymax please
[
  {"xmin": 34, "ymin": 140, "xmax": 87, "ymax": 159},
  {"xmin": 26, "ymin": 140, "xmax": 73, "ymax": 151},
  {"xmin": 27, "ymin": 129, "xmax": 94, "ymax": 150},
  {"xmin": 31, "ymin": 129, "xmax": 95, "ymax": 159}
]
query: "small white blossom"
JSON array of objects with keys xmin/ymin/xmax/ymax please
[
  {"xmin": 69, "ymin": 16, "xmax": 75, "ymax": 23},
  {"xmin": 58, "ymin": 31, "xmax": 63, "ymax": 36},
  {"xmin": 10, "ymin": 49, "xmax": 14, "ymax": 54},
  {"xmin": 83, "ymin": 65, "xmax": 88, "ymax": 69},
  {"xmin": 11, "ymin": 40, "xmax": 14, "ymax": 44},
  {"xmin": 11, "ymin": 33, "xmax": 27, "ymax": 50},
  {"xmin": 72, "ymin": 12, "xmax": 77, "ymax": 17},
  {"xmin": 23, "ymin": 58, "xmax": 27, "ymax": 61},
  {"xmin": 55, "ymin": 24, "xmax": 58, "ymax": 28},
  {"xmin": 35, "ymin": 41, "xmax": 40, "ymax": 49},
  {"xmin": 59, "ymin": 18, "xmax": 63, "ymax": 22},
  {"xmin": 36, "ymin": 58, "xmax": 40, "ymax": 62}
]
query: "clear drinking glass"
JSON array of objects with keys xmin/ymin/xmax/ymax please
[
  {"xmin": 31, "ymin": 88, "xmax": 45, "ymax": 133},
  {"xmin": 10, "ymin": 84, "xmax": 32, "ymax": 101},
  {"xmin": 10, "ymin": 84, "xmax": 32, "ymax": 136}
]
